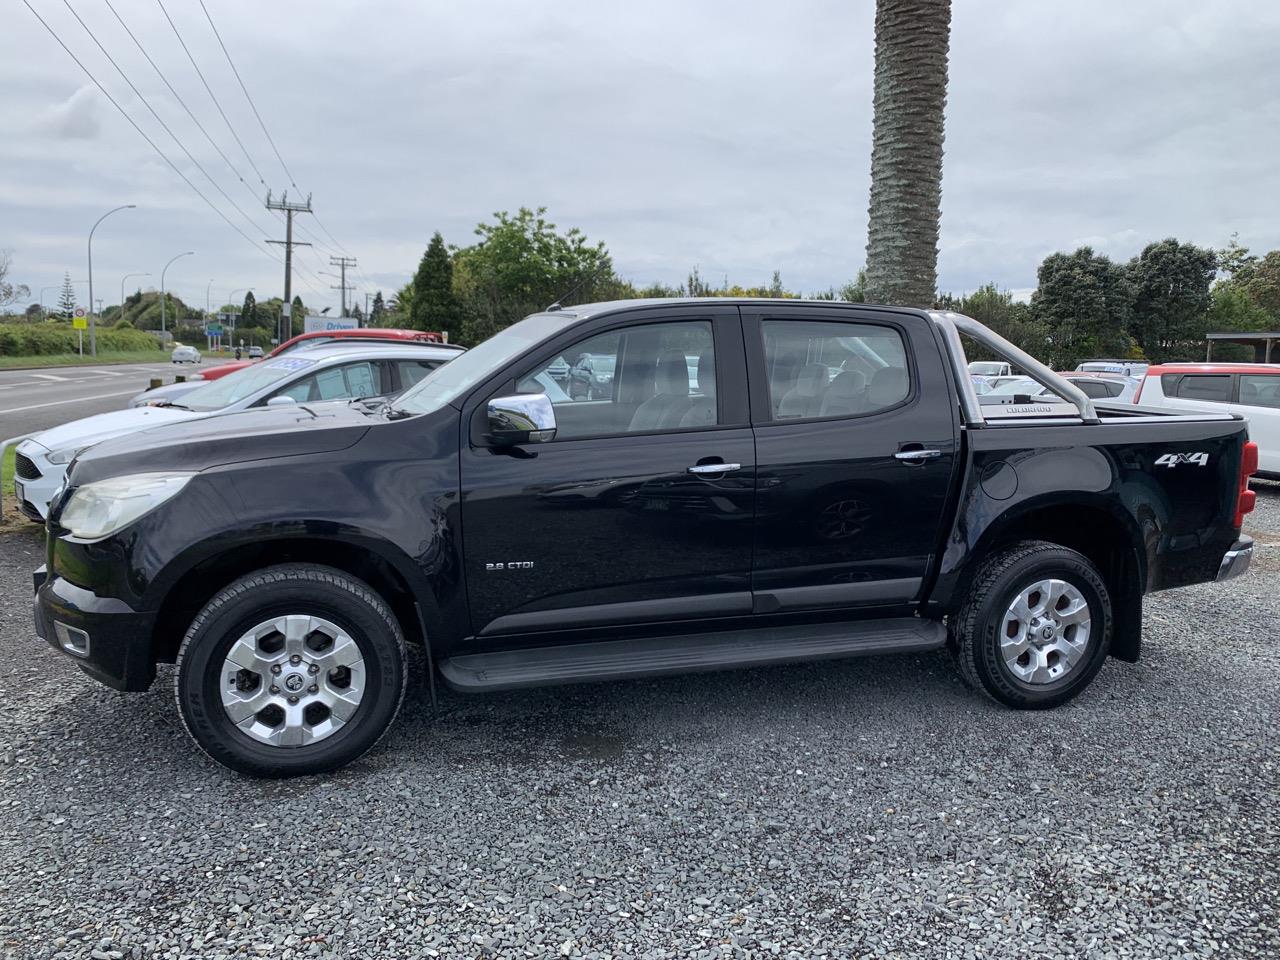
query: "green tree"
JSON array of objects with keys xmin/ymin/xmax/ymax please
[
  {"xmin": 1217, "ymin": 233, "xmax": 1257, "ymax": 279},
  {"xmin": 1241, "ymin": 251, "xmax": 1280, "ymax": 320},
  {"xmin": 864, "ymin": 0, "xmax": 952, "ymax": 306},
  {"xmin": 944, "ymin": 283, "xmax": 1049, "ymax": 359},
  {"xmin": 1207, "ymin": 282, "xmax": 1269, "ymax": 331},
  {"xmin": 409, "ymin": 232, "xmax": 463, "ymax": 335},
  {"xmin": 369, "ymin": 290, "xmax": 385, "ymax": 326},
  {"xmin": 453, "ymin": 208, "xmax": 613, "ymax": 344},
  {"xmin": 1030, "ymin": 247, "xmax": 1135, "ymax": 367},
  {"xmin": 291, "ymin": 295, "xmax": 305, "ymax": 336},
  {"xmin": 57, "ymin": 272, "xmax": 78, "ymax": 320},
  {"xmin": 350, "ymin": 301, "xmax": 364, "ymax": 324},
  {"xmin": 1126, "ymin": 239, "xmax": 1217, "ymax": 363},
  {"xmin": 240, "ymin": 291, "xmax": 256, "ymax": 329}
]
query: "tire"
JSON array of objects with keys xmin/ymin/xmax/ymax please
[
  {"xmin": 175, "ymin": 564, "xmax": 407, "ymax": 777},
  {"xmin": 950, "ymin": 540, "xmax": 1112, "ymax": 709}
]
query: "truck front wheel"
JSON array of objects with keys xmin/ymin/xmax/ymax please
[
  {"xmin": 174, "ymin": 564, "xmax": 408, "ymax": 777},
  {"xmin": 951, "ymin": 541, "xmax": 1112, "ymax": 709}
]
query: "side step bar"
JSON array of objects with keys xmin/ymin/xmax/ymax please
[{"xmin": 438, "ymin": 617, "xmax": 947, "ymax": 692}]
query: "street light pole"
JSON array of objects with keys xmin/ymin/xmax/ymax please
[
  {"xmin": 119, "ymin": 272, "xmax": 150, "ymax": 327},
  {"xmin": 228, "ymin": 287, "xmax": 253, "ymax": 342},
  {"xmin": 87, "ymin": 204, "xmax": 136, "ymax": 357},
  {"xmin": 160, "ymin": 251, "xmax": 194, "ymax": 338},
  {"xmin": 40, "ymin": 285, "xmax": 59, "ymax": 320}
]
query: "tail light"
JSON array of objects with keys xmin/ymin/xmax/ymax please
[{"xmin": 1234, "ymin": 440, "xmax": 1258, "ymax": 528}]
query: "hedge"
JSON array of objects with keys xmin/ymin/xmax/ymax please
[{"xmin": 0, "ymin": 323, "xmax": 164, "ymax": 357}]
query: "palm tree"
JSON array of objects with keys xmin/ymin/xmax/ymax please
[{"xmin": 863, "ymin": 0, "xmax": 952, "ymax": 307}]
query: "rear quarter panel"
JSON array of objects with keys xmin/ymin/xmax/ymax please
[{"xmin": 930, "ymin": 417, "xmax": 1248, "ymax": 607}]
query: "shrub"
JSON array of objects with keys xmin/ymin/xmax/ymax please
[{"xmin": 0, "ymin": 322, "xmax": 163, "ymax": 356}]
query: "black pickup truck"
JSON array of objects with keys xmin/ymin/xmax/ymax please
[{"xmin": 33, "ymin": 300, "xmax": 1257, "ymax": 776}]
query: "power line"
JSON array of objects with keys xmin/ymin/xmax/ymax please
[
  {"xmin": 101, "ymin": 0, "xmax": 254, "ymax": 196},
  {"xmin": 197, "ymin": 0, "xmax": 299, "ymax": 190},
  {"xmin": 20, "ymin": 0, "xmax": 278, "ymax": 262},
  {"xmin": 59, "ymin": 0, "xmax": 281, "ymax": 257},
  {"xmin": 154, "ymin": 0, "xmax": 268, "ymax": 186}
]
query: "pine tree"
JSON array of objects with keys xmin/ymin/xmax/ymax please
[
  {"xmin": 350, "ymin": 301, "xmax": 364, "ymax": 323},
  {"xmin": 56, "ymin": 272, "xmax": 77, "ymax": 320},
  {"xmin": 409, "ymin": 232, "xmax": 462, "ymax": 334},
  {"xmin": 291, "ymin": 295, "xmax": 305, "ymax": 336},
  {"xmin": 240, "ymin": 291, "xmax": 257, "ymax": 328},
  {"xmin": 369, "ymin": 290, "xmax": 385, "ymax": 326}
]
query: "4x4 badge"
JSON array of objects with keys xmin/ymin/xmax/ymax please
[{"xmin": 1155, "ymin": 452, "xmax": 1209, "ymax": 467}]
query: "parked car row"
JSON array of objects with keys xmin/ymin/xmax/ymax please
[
  {"xmin": 968, "ymin": 356, "xmax": 1280, "ymax": 478},
  {"xmin": 13, "ymin": 334, "xmax": 462, "ymax": 522}
]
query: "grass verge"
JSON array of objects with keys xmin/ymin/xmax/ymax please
[{"xmin": 0, "ymin": 350, "xmax": 168, "ymax": 370}]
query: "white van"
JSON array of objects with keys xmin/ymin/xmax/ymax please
[{"xmin": 1135, "ymin": 363, "xmax": 1280, "ymax": 476}]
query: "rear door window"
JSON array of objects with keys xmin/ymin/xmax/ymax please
[
  {"xmin": 761, "ymin": 320, "xmax": 910, "ymax": 420},
  {"xmin": 1171, "ymin": 374, "xmax": 1232, "ymax": 403}
]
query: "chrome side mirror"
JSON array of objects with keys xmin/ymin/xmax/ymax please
[
  {"xmin": 266, "ymin": 395, "xmax": 298, "ymax": 407},
  {"xmin": 487, "ymin": 393, "xmax": 557, "ymax": 445}
]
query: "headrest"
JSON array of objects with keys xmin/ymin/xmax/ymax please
[
  {"xmin": 868, "ymin": 367, "xmax": 908, "ymax": 406},
  {"xmin": 826, "ymin": 369, "xmax": 866, "ymax": 397},
  {"xmin": 696, "ymin": 350, "xmax": 715, "ymax": 394},
  {"xmin": 655, "ymin": 351, "xmax": 689, "ymax": 395},
  {"xmin": 795, "ymin": 363, "xmax": 828, "ymax": 396}
]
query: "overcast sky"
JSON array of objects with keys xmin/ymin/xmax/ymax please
[{"xmin": 3, "ymin": 0, "xmax": 1279, "ymax": 315}]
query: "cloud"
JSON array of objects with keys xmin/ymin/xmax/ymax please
[
  {"xmin": 2, "ymin": 0, "xmax": 1279, "ymax": 310},
  {"xmin": 38, "ymin": 84, "xmax": 101, "ymax": 140}
]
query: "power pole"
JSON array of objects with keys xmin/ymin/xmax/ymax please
[
  {"xmin": 329, "ymin": 255, "xmax": 357, "ymax": 319},
  {"xmin": 266, "ymin": 190, "xmax": 312, "ymax": 343}
]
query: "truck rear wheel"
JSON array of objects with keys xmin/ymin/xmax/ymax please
[
  {"xmin": 175, "ymin": 564, "xmax": 407, "ymax": 777},
  {"xmin": 951, "ymin": 541, "xmax": 1112, "ymax": 709}
]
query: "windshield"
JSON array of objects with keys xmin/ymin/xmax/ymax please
[
  {"xmin": 968, "ymin": 361, "xmax": 1006, "ymax": 376},
  {"xmin": 987, "ymin": 377, "xmax": 1045, "ymax": 396},
  {"xmin": 393, "ymin": 312, "xmax": 571, "ymax": 415},
  {"xmin": 180, "ymin": 357, "xmax": 317, "ymax": 411}
]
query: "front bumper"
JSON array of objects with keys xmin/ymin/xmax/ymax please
[
  {"xmin": 13, "ymin": 440, "xmax": 65, "ymax": 521},
  {"xmin": 1216, "ymin": 537, "xmax": 1254, "ymax": 582},
  {"xmin": 33, "ymin": 565, "xmax": 156, "ymax": 691}
]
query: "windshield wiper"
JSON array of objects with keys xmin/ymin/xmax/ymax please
[{"xmin": 152, "ymin": 400, "xmax": 192, "ymax": 410}]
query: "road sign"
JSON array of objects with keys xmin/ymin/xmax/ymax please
[
  {"xmin": 72, "ymin": 317, "xmax": 88, "ymax": 330},
  {"xmin": 74, "ymin": 307, "xmax": 86, "ymax": 318},
  {"xmin": 207, "ymin": 323, "xmax": 223, "ymax": 335}
]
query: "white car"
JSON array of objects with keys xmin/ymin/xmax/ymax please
[
  {"xmin": 171, "ymin": 344, "xmax": 201, "ymax": 364},
  {"xmin": 1134, "ymin": 363, "xmax": 1280, "ymax": 477},
  {"xmin": 13, "ymin": 344, "xmax": 457, "ymax": 521}
]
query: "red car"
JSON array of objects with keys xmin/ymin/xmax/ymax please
[{"xmin": 198, "ymin": 328, "xmax": 449, "ymax": 381}]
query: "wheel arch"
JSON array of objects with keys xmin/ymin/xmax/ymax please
[
  {"xmin": 945, "ymin": 497, "xmax": 1146, "ymax": 662},
  {"xmin": 148, "ymin": 532, "xmax": 436, "ymax": 667}
]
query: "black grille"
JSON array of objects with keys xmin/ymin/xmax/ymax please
[
  {"xmin": 18, "ymin": 498, "xmax": 42, "ymax": 522},
  {"xmin": 14, "ymin": 452, "xmax": 41, "ymax": 480}
]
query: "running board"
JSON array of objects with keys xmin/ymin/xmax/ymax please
[{"xmin": 438, "ymin": 617, "xmax": 946, "ymax": 692}]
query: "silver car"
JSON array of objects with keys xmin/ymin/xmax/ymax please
[
  {"xmin": 16, "ymin": 344, "xmax": 458, "ymax": 521},
  {"xmin": 171, "ymin": 344, "xmax": 201, "ymax": 364}
]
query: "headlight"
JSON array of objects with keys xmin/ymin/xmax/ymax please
[
  {"xmin": 59, "ymin": 473, "xmax": 193, "ymax": 539},
  {"xmin": 46, "ymin": 446, "xmax": 87, "ymax": 465}
]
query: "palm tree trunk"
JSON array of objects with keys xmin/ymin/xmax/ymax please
[{"xmin": 864, "ymin": 0, "xmax": 952, "ymax": 307}]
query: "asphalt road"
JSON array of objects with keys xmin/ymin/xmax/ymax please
[
  {"xmin": 0, "ymin": 488, "xmax": 1275, "ymax": 957},
  {"xmin": 0, "ymin": 361, "xmax": 191, "ymax": 440}
]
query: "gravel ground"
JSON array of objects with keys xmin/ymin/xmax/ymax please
[{"xmin": 0, "ymin": 492, "xmax": 1277, "ymax": 960}]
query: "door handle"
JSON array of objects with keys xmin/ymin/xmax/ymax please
[
  {"xmin": 894, "ymin": 449, "xmax": 942, "ymax": 463},
  {"xmin": 688, "ymin": 462, "xmax": 741, "ymax": 475}
]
